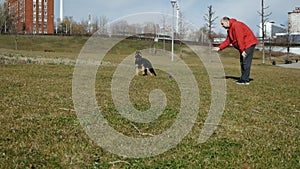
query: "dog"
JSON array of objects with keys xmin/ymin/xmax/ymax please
[{"xmin": 135, "ymin": 51, "xmax": 157, "ymax": 76}]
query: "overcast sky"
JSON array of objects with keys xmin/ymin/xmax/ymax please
[{"xmin": 54, "ymin": 0, "xmax": 300, "ymax": 34}]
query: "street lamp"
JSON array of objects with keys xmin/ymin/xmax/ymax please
[
  {"xmin": 170, "ymin": 0, "xmax": 176, "ymax": 62},
  {"xmin": 176, "ymin": 2, "xmax": 180, "ymax": 33}
]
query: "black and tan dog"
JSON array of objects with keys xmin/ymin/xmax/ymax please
[{"xmin": 135, "ymin": 51, "xmax": 157, "ymax": 76}]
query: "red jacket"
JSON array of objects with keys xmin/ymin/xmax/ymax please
[{"xmin": 218, "ymin": 18, "xmax": 258, "ymax": 53}]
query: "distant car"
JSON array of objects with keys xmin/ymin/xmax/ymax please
[{"xmin": 284, "ymin": 58, "xmax": 292, "ymax": 64}]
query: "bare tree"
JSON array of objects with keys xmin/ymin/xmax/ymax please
[
  {"xmin": 73, "ymin": 21, "xmax": 88, "ymax": 35},
  {"xmin": 177, "ymin": 11, "xmax": 186, "ymax": 40},
  {"xmin": 257, "ymin": 0, "xmax": 272, "ymax": 64},
  {"xmin": 111, "ymin": 20, "xmax": 129, "ymax": 36},
  {"xmin": 62, "ymin": 16, "xmax": 74, "ymax": 35},
  {"xmin": 0, "ymin": 1, "xmax": 5, "ymax": 34},
  {"xmin": 160, "ymin": 16, "xmax": 167, "ymax": 51},
  {"xmin": 6, "ymin": 4, "xmax": 19, "ymax": 50},
  {"xmin": 177, "ymin": 12, "xmax": 187, "ymax": 57},
  {"xmin": 143, "ymin": 22, "xmax": 156, "ymax": 34},
  {"xmin": 0, "ymin": 0, "xmax": 11, "ymax": 34},
  {"xmin": 92, "ymin": 16, "xmax": 99, "ymax": 33},
  {"xmin": 203, "ymin": 5, "xmax": 218, "ymax": 43},
  {"xmin": 99, "ymin": 15, "xmax": 109, "ymax": 35},
  {"xmin": 80, "ymin": 19, "xmax": 89, "ymax": 35}
]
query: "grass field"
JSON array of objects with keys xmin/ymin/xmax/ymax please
[{"xmin": 0, "ymin": 35, "xmax": 299, "ymax": 168}]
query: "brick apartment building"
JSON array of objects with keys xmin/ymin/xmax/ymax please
[{"xmin": 7, "ymin": 0, "xmax": 54, "ymax": 34}]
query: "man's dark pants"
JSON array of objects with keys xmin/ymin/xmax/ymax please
[{"xmin": 240, "ymin": 45, "xmax": 256, "ymax": 82}]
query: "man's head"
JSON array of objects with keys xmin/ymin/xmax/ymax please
[{"xmin": 221, "ymin": 17, "xmax": 230, "ymax": 29}]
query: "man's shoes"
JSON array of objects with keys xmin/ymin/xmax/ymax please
[{"xmin": 236, "ymin": 80, "xmax": 250, "ymax": 85}]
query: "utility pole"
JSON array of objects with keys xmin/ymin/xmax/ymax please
[
  {"xmin": 170, "ymin": 0, "xmax": 177, "ymax": 62},
  {"xmin": 261, "ymin": 0, "xmax": 266, "ymax": 64},
  {"xmin": 176, "ymin": 1, "xmax": 180, "ymax": 34}
]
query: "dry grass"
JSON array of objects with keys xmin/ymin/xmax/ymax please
[{"xmin": 0, "ymin": 36, "xmax": 299, "ymax": 168}]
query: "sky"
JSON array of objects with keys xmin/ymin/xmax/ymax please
[{"xmin": 54, "ymin": 0, "xmax": 300, "ymax": 35}]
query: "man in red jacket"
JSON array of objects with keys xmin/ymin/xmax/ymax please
[{"xmin": 213, "ymin": 17, "xmax": 258, "ymax": 85}]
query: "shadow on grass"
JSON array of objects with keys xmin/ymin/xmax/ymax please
[{"xmin": 224, "ymin": 76, "xmax": 254, "ymax": 81}]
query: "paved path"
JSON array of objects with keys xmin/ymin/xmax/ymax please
[{"xmin": 277, "ymin": 62, "xmax": 300, "ymax": 69}]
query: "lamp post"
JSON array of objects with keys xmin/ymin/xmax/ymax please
[
  {"xmin": 176, "ymin": 2, "xmax": 180, "ymax": 33},
  {"xmin": 170, "ymin": 0, "xmax": 176, "ymax": 62}
]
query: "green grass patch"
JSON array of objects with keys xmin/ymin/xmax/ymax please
[{"xmin": 0, "ymin": 36, "xmax": 299, "ymax": 168}]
